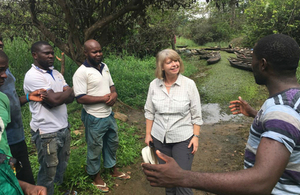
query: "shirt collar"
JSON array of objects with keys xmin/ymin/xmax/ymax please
[
  {"xmin": 32, "ymin": 64, "xmax": 54, "ymax": 73},
  {"xmin": 83, "ymin": 60, "xmax": 105, "ymax": 74},
  {"xmin": 159, "ymin": 74, "xmax": 183, "ymax": 87},
  {"xmin": 83, "ymin": 60, "xmax": 105, "ymax": 68}
]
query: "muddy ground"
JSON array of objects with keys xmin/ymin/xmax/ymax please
[{"xmin": 110, "ymin": 103, "xmax": 253, "ymax": 195}]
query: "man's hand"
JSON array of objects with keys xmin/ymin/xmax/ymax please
[
  {"xmin": 39, "ymin": 90, "xmax": 48, "ymax": 102},
  {"xmin": 142, "ymin": 150, "xmax": 185, "ymax": 188},
  {"xmin": 229, "ymin": 96, "xmax": 257, "ymax": 118},
  {"xmin": 106, "ymin": 92, "xmax": 117, "ymax": 106},
  {"xmin": 19, "ymin": 180, "xmax": 47, "ymax": 195}
]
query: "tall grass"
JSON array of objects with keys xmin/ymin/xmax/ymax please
[{"xmin": 106, "ymin": 51, "xmax": 199, "ymax": 108}]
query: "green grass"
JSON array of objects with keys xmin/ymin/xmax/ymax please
[
  {"xmin": 106, "ymin": 53, "xmax": 199, "ymax": 108},
  {"xmin": 202, "ymin": 41, "xmax": 230, "ymax": 48},
  {"xmin": 193, "ymin": 51, "xmax": 268, "ymax": 113},
  {"xmin": 175, "ymin": 37, "xmax": 199, "ymax": 48}
]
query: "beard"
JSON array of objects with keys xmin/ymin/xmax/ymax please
[{"xmin": 88, "ymin": 56, "xmax": 102, "ymax": 67}]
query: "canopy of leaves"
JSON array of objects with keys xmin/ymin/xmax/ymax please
[
  {"xmin": 0, "ymin": 0, "xmax": 196, "ymax": 64},
  {"xmin": 243, "ymin": 0, "xmax": 300, "ymax": 47}
]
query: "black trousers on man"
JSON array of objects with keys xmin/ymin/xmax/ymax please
[{"xmin": 10, "ymin": 140, "xmax": 35, "ymax": 184}]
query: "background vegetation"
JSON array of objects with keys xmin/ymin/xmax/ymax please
[
  {"xmin": 3, "ymin": 38, "xmax": 200, "ymax": 194},
  {"xmin": 2, "ymin": 0, "xmax": 300, "ymax": 194}
]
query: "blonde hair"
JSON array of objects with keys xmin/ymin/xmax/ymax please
[{"xmin": 155, "ymin": 49, "xmax": 184, "ymax": 79}]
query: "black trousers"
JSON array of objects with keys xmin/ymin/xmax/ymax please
[
  {"xmin": 10, "ymin": 140, "xmax": 35, "ymax": 184},
  {"xmin": 152, "ymin": 136, "xmax": 194, "ymax": 195}
]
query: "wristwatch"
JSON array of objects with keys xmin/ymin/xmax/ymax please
[{"xmin": 193, "ymin": 134, "xmax": 200, "ymax": 138}]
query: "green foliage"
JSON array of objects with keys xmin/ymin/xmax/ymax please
[
  {"xmin": 67, "ymin": 102, "xmax": 83, "ymax": 132},
  {"xmin": 243, "ymin": 0, "xmax": 300, "ymax": 46},
  {"xmin": 106, "ymin": 51, "xmax": 199, "ymax": 108},
  {"xmin": 105, "ymin": 54, "xmax": 156, "ymax": 108},
  {"xmin": 186, "ymin": 17, "xmax": 234, "ymax": 46},
  {"xmin": 0, "ymin": 0, "xmax": 197, "ymax": 64},
  {"xmin": 116, "ymin": 121, "xmax": 143, "ymax": 166}
]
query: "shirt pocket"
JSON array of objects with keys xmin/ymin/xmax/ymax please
[
  {"xmin": 172, "ymin": 96, "xmax": 190, "ymax": 115},
  {"xmin": 152, "ymin": 96, "xmax": 167, "ymax": 114}
]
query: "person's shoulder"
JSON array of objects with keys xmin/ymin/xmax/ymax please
[
  {"xmin": 150, "ymin": 78, "xmax": 161, "ymax": 85},
  {"xmin": 24, "ymin": 66, "xmax": 36, "ymax": 76},
  {"xmin": 0, "ymin": 92, "xmax": 9, "ymax": 103},
  {"xmin": 73, "ymin": 64, "xmax": 87, "ymax": 77},
  {"xmin": 179, "ymin": 74, "xmax": 195, "ymax": 85},
  {"xmin": 102, "ymin": 62, "xmax": 110, "ymax": 70},
  {"xmin": 52, "ymin": 68, "xmax": 62, "ymax": 74}
]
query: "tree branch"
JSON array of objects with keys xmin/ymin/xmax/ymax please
[
  {"xmin": 84, "ymin": 4, "xmax": 142, "ymax": 40},
  {"xmin": 29, "ymin": 0, "xmax": 71, "ymax": 60}
]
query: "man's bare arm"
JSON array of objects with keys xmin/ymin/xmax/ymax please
[{"xmin": 142, "ymin": 138, "xmax": 290, "ymax": 195}]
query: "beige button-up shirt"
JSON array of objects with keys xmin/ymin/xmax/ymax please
[{"xmin": 144, "ymin": 74, "xmax": 203, "ymax": 143}]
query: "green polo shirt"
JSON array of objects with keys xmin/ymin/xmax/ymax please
[{"xmin": 0, "ymin": 91, "xmax": 11, "ymax": 156}]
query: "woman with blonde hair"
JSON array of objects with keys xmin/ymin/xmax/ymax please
[{"xmin": 144, "ymin": 49, "xmax": 203, "ymax": 195}]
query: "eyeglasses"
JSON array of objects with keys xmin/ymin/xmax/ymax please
[{"xmin": 0, "ymin": 153, "xmax": 23, "ymax": 174}]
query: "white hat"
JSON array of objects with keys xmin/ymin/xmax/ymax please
[{"xmin": 141, "ymin": 146, "xmax": 158, "ymax": 164}]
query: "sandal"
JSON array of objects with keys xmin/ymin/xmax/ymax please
[
  {"xmin": 92, "ymin": 182, "xmax": 109, "ymax": 193},
  {"xmin": 112, "ymin": 172, "xmax": 131, "ymax": 180}
]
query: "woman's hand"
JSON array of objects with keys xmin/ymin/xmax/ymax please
[
  {"xmin": 188, "ymin": 136, "xmax": 199, "ymax": 154},
  {"xmin": 145, "ymin": 134, "xmax": 153, "ymax": 146}
]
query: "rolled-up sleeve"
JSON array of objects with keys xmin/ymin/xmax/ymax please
[
  {"xmin": 189, "ymin": 81, "xmax": 203, "ymax": 126},
  {"xmin": 144, "ymin": 83, "xmax": 155, "ymax": 120}
]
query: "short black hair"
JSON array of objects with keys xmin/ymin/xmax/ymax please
[
  {"xmin": 31, "ymin": 41, "xmax": 51, "ymax": 53},
  {"xmin": 0, "ymin": 34, "xmax": 2, "ymax": 41},
  {"xmin": 253, "ymin": 34, "xmax": 300, "ymax": 71},
  {"xmin": 0, "ymin": 50, "xmax": 8, "ymax": 62}
]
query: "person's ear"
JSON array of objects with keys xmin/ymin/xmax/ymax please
[
  {"xmin": 261, "ymin": 58, "xmax": 268, "ymax": 71},
  {"xmin": 32, "ymin": 52, "xmax": 37, "ymax": 60}
]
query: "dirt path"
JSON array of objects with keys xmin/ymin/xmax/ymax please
[{"xmin": 110, "ymin": 106, "xmax": 253, "ymax": 195}]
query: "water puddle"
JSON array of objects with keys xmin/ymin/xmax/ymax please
[{"xmin": 201, "ymin": 103, "xmax": 243, "ymax": 124}]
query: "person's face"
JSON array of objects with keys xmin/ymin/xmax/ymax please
[
  {"xmin": 32, "ymin": 45, "xmax": 54, "ymax": 70},
  {"xmin": 0, "ymin": 58, "xmax": 8, "ymax": 86},
  {"xmin": 85, "ymin": 44, "xmax": 103, "ymax": 67},
  {"xmin": 251, "ymin": 52, "xmax": 265, "ymax": 85},
  {"xmin": 162, "ymin": 58, "xmax": 180, "ymax": 77},
  {"xmin": 0, "ymin": 38, "xmax": 4, "ymax": 51}
]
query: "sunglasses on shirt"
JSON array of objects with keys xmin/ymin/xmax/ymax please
[{"xmin": 0, "ymin": 153, "xmax": 23, "ymax": 173}]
